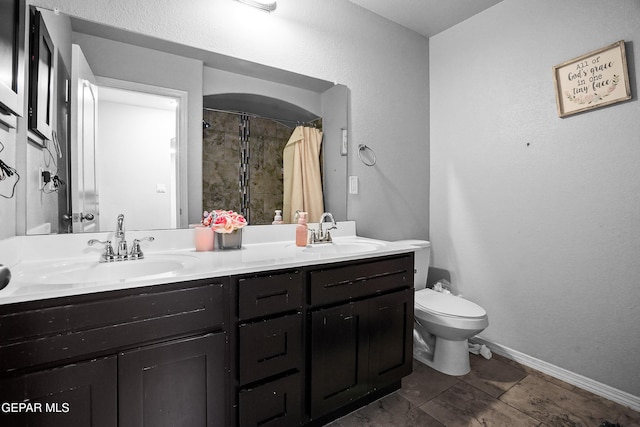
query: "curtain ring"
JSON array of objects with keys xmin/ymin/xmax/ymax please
[{"xmin": 357, "ymin": 144, "xmax": 376, "ymax": 166}]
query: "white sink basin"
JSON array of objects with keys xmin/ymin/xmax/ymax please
[
  {"xmin": 302, "ymin": 239, "xmax": 385, "ymax": 255},
  {"xmin": 10, "ymin": 254, "xmax": 199, "ymax": 289}
]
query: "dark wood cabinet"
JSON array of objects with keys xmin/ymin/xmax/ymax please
[
  {"xmin": 119, "ymin": 333, "xmax": 226, "ymax": 427},
  {"xmin": 310, "ymin": 300, "xmax": 370, "ymax": 417},
  {"xmin": 309, "ymin": 290, "xmax": 414, "ymax": 419},
  {"xmin": 234, "ymin": 270, "xmax": 304, "ymax": 427},
  {"xmin": 307, "ymin": 254, "xmax": 415, "ymax": 421},
  {"xmin": 368, "ymin": 288, "xmax": 415, "ymax": 390},
  {"xmin": 0, "ymin": 279, "xmax": 229, "ymax": 427}
]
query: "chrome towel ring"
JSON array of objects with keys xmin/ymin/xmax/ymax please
[{"xmin": 357, "ymin": 144, "xmax": 377, "ymax": 166}]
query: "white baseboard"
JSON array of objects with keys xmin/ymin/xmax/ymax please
[{"xmin": 472, "ymin": 336, "xmax": 640, "ymax": 412}]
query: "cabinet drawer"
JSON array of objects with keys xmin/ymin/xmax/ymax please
[
  {"xmin": 309, "ymin": 254, "xmax": 414, "ymax": 307},
  {"xmin": 0, "ymin": 281, "xmax": 225, "ymax": 373},
  {"xmin": 238, "ymin": 373, "xmax": 301, "ymax": 427},
  {"xmin": 238, "ymin": 313, "xmax": 302, "ymax": 386},
  {"xmin": 237, "ymin": 271, "xmax": 302, "ymax": 321}
]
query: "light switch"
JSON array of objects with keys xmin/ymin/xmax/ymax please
[
  {"xmin": 349, "ymin": 176, "xmax": 358, "ymax": 194},
  {"xmin": 341, "ymin": 128, "xmax": 348, "ymax": 156}
]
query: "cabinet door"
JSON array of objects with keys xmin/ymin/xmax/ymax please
[
  {"xmin": 369, "ymin": 289, "xmax": 414, "ymax": 389},
  {"xmin": 309, "ymin": 301, "xmax": 369, "ymax": 418},
  {"xmin": 0, "ymin": 356, "xmax": 117, "ymax": 427},
  {"xmin": 119, "ymin": 333, "xmax": 226, "ymax": 427}
]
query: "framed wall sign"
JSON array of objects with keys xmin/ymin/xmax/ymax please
[{"xmin": 553, "ymin": 40, "xmax": 631, "ymax": 118}]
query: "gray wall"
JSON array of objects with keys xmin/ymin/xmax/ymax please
[
  {"xmin": 430, "ymin": 0, "xmax": 640, "ymax": 397},
  {"xmin": 321, "ymin": 84, "xmax": 348, "ymax": 222}
]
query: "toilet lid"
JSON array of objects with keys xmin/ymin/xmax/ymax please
[{"xmin": 415, "ymin": 289, "xmax": 486, "ymax": 318}]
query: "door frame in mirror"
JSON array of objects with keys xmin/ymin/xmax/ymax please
[{"xmin": 95, "ymin": 76, "xmax": 189, "ymax": 230}]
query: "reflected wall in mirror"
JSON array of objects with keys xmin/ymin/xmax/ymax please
[{"xmin": 23, "ymin": 6, "xmax": 348, "ymax": 235}]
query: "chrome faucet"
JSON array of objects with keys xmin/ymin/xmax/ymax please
[
  {"xmin": 311, "ymin": 212, "xmax": 337, "ymax": 244},
  {"xmin": 87, "ymin": 214, "xmax": 155, "ymax": 262},
  {"xmin": 115, "ymin": 214, "xmax": 128, "ymax": 260}
]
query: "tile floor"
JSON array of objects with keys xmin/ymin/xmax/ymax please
[{"xmin": 328, "ymin": 353, "xmax": 640, "ymax": 426}]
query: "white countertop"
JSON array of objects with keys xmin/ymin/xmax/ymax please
[{"xmin": 0, "ymin": 222, "xmax": 418, "ymax": 305}]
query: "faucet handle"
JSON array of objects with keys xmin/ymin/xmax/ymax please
[
  {"xmin": 324, "ymin": 230, "xmax": 333, "ymax": 243},
  {"xmin": 130, "ymin": 236, "xmax": 155, "ymax": 260},
  {"xmin": 88, "ymin": 239, "xmax": 115, "ymax": 262}
]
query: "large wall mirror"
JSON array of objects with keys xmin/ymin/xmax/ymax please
[{"xmin": 23, "ymin": 6, "xmax": 348, "ymax": 235}]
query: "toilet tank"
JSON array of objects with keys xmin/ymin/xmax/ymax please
[{"xmin": 396, "ymin": 240, "xmax": 431, "ymax": 290}]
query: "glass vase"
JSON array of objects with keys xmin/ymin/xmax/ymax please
[{"xmin": 216, "ymin": 229, "xmax": 243, "ymax": 250}]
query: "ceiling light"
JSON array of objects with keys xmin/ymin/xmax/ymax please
[{"xmin": 234, "ymin": 0, "xmax": 277, "ymax": 12}]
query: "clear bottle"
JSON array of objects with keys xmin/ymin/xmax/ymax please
[
  {"xmin": 296, "ymin": 211, "xmax": 308, "ymax": 247},
  {"xmin": 272, "ymin": 210, "xmax": 283, "ymax": 225}
]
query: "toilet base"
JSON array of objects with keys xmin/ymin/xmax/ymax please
[{"xmin": 414, "ymin": 337, "xmax": 471, "ymax": 376}]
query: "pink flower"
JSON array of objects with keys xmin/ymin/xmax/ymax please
[
  {"xmin": 205, "ymin": 209, "xmax": 247, "ymax": 233},
  {"xmin": 202, "ymin": 211, "xmax": 214, "ymax": 227}
]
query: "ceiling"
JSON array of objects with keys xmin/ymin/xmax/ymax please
[{"xmin": 348, "ymin": 0, "xmax": 503, "ymax": 38}]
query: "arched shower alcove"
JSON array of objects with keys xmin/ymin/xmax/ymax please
[{"xmin": 202, "ymin": 93, "xmax": 322, "ymax": 225}]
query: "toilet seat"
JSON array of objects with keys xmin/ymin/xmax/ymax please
[{"xmin": 415, "ymin": 288, "xmax": 486, "ymax": 319}]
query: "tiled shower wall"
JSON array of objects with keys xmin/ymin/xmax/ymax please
[{"xmin": 203, "ymin": 110, "xmax": 317, "ymax": 225}]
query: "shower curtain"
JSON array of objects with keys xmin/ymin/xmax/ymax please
[{"xmin": 283, "ymin": 126, "xmax": 324, "ymax": 224}]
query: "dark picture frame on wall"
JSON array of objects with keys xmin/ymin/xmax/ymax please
[
  {"xmin": 28, "ymin": 9, "xmax": 54, "ymax": 141},
  {"xmin": 0, "ymin": 0, "xmax": 26, "ymax": 128},
  {"xmin": 553, "ymin": 40, "xmax": 631, "ymax": 118}
]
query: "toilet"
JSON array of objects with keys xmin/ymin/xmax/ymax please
[{"xmin": 399, "ymin": 240, "xmax": 489, "ymax": 376}]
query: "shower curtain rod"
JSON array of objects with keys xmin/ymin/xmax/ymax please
[{"xmin": 203, "ymin": 107, "xmax": 321, "ymax": 127}]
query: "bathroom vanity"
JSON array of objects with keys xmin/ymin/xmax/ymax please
[{"xmin": 0, "ymin": 223, "xmax": 416, "ymax": 426}]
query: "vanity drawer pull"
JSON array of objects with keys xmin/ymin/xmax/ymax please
[
  {"xmin": 309, "ymin": 255, "xmax": 414, "ymax": 307},
  {"xmin": 238, "ymin": 272, "xmax": 302, "ymax": 321}
]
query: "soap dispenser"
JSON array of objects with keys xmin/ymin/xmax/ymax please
[
  {"xmin": 295, "ymin": 211, "xmax": 308, "ymax": 247},
  {"xmin": 272, "ymin": 210, "xmax": 283, "ymax": 225}
]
